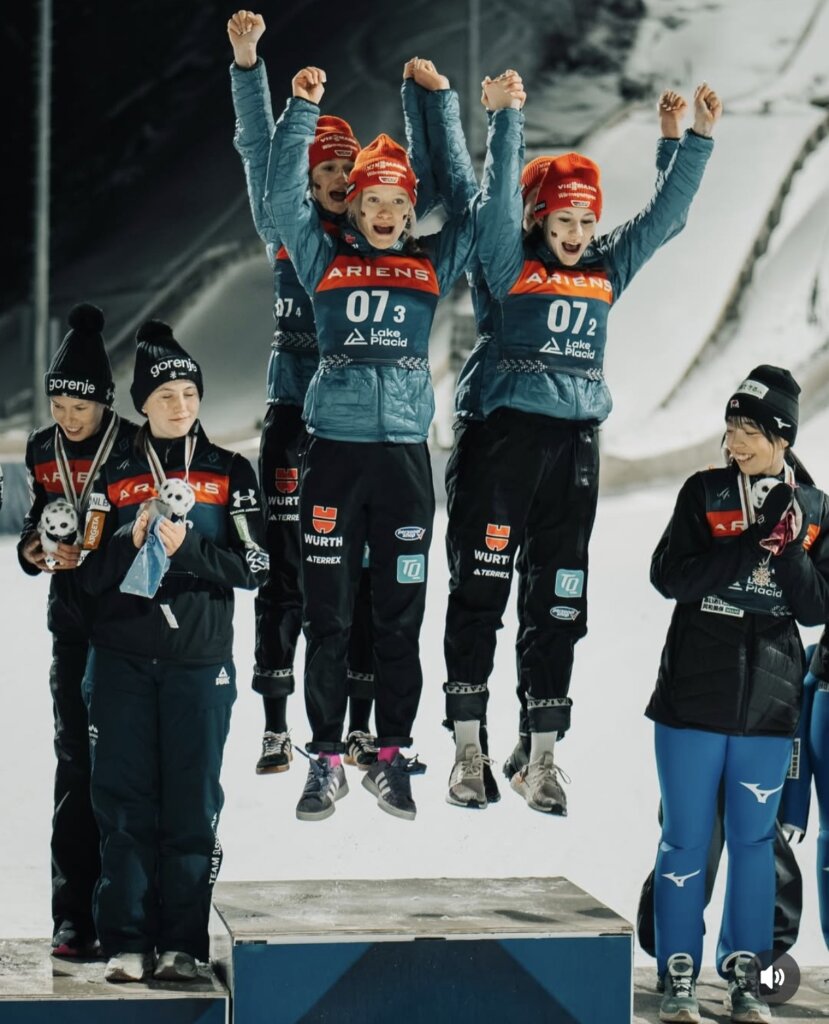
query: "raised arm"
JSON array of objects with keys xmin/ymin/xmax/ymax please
[
  {"xmin": 411, "ymin": 58, "xmax": 478, "ymax": 218},
  {"xmin": 264, "ymin": 67, "xmax": 336, "ymax": 295},
  {"xmin": 602, "ymin": 83, "xmax": 721, "ymax": 297},
  {"xmin": 401, "ymin": 61, "xmax": 439, "ymax": 219},
  {"xmin": 228, "ymin": 11, "xmax": 280, "ymax": 245},
  {"xmin": 474, "ymin": 71, "xmax": 527, "ymax": 299}
]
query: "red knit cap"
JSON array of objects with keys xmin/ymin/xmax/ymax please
[
  {"xmin": 346, "ymin": 133, "xmax": 417, "ymax": 205},
  {"xmin": 534, "ymin": 153, "xmax": 602, "ymax": 221},
  {"xmin": 308, "ymin": 115, "xmax": 360, "ymax": 170},
  {"xmin": 521, "ymin": 156, "xmax": 553, "ymax": 200}
]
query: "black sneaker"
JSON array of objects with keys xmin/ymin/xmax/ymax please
[
  {"xmin": 295, "ymin": 753, "xmax": 349, "ymax": 821},
  {"xmin": 478, "ymin": 726, "xmax": 500, "ymax": 803},
  {"xmin": 502, "ymin": 735, "xmax": 530, "ymax": 780},
  {"xmin": 343, "ymin": 730, "xmax": 378, "ymax": 770},
  {"xmin": 256, "ymin": 731, "xmax": 292, "ymax": 774},
  {"xmin": 362, "ymin": 753, "xmax": 424, "ymax": 821},
  {"xmin": 51, "ymin": 922, "xmax": 100, "ymax": 959}
]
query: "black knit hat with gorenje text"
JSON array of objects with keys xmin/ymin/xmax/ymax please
[
  {"xmin": 130, "ymin": 319, "xmax": 203, "ymax": 416},
  {"xmin": 45, "ymin": 303, "xmax": 114, "ymax": 406}
]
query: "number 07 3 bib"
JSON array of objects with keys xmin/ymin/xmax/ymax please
[
  {"xmin": 498, "ymin": 261, "xmax": 613, "ymax": 379},
  {"xmin": 314, "ymin": 250, "xmax": 440, "ymax": 366}
]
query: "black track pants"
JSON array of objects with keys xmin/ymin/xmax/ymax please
[
  {"xmin": 50, "ymin": 639, "xmax": 100, "ymax": 941},
  {"xmin": 256, "ymin": 403, "xmax": 373, "ymax": 698},
  {"xmin": 299, "ymin": 437, "xmax": 434, "ymax": 752},
  {"xmin": 443, "ymin": 409, "xmax": 599, "ymax": 734}
]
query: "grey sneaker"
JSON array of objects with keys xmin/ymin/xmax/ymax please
[
  {"xmin": 510, "ymin": 751, "xmax": 568, "ymax": 815},
  {"xmin": 343, "ymin": 730, "xmax": 378, "ymax": 770},
  {"xmin": 153, "ymin": 950, "xmax": 199, "ymax": 982},
  {"xmin": 659, "ymin": 953, "xmax": 700, "ymax": 1023},
  {"xmin": 296, "ymin": 755, "xmax": 349, "ymax": 821},
  {"xmin": 446, "ymin": 744, "xmax": 488, "ymax": 808},
  {"xmin": 723, "ymin": 952, "xmax": 772, "ymax": 1023},
  {"xmin": 104, "ymin": 951, "xmax": 154, "ymax": 983},
  {"xmin": 256, "ymin": 731, "xmax": 292, "ymax": 774}
]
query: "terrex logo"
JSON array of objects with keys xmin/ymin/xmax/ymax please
[
  {"xmin": 275, "ymin": 468, "xmax": 298, "ymax": 494},
  {"xmin": 485, "ymin": 524, "xmax": 510, "ymax": 552},
  {"xmin": 312, "ymin": 506, "xmax": 337, "ymax": 534}
]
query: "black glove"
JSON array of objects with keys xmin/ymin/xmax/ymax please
[{"xmin": 750, "ymin": 482, "xmax": 794, "ymax": 540}]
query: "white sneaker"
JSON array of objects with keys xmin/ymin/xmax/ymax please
[
  {"xmin": 510, "ymin": 751, "xmax": 569, "ymax": 815},
  {"xmin": 446, "ymin": 744, "xmax": 488, "ymax": 808},
  {"xmin": 104, "ymin": 951, "xmax": 154, "ymax": 983},
  {"xmin": 153, "ymin": 950, "xmax": 199, "ymax": 981}
]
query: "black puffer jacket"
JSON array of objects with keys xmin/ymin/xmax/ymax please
[
  {"xmin": 77, "ymin": 423, "xmax": 268, "ymax": 664},
  {"xmin": 18, "ymin": 412, "xmax": 138, "ymax": 641},
  {"xmin": 645, "ymin": 463, "xmax": 829, "ymax": 737}
]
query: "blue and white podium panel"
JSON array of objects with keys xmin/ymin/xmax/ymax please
[
  {"xmin": 211, "ymin": 876, "xmax": 633, "ymax": 1023},
  {"xmin": 0, "ymin": 939, "xmax": 228, "ymax": 1024}
]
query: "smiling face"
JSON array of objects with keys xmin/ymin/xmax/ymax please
[
  {"xmin": 354, "ymin": 185, "xmax": 413, "ymax": 249},
  {"xmin": 50, "ymin": 397, "xmax": 106, "ymax": 443},
  {"xmin": 725, "ymin": 417, "xmax": 788, "ymax": 476},
  {"xmin": 311, "ymin": 158, "xmax": 355, "ymax": 215},
  {"xmin": 542, "ymin": 209, "xmax": 597, "ymax": 265},
  {"xmin": 143, "ymin": 379, "xmax": 200, "ymax": 439}
]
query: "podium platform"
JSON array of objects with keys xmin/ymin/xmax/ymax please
[
  {"xmin": 0, "ymin": 939, "xmax": 228, "ymax": 1023},
  {"xmin": 211, "ymin": 876, "xmax": 633, "ymax": 1023}
]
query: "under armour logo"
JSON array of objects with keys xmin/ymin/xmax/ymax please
[
  {"xmin": 232, "ymin": 489, "xmax": 258, "ymax": 509},
  {"xmin": 662, "ymin": 870, "xmax": 701, "ymax": 888},
  {"xmin": 773, "ymin": 417, "xmax": 791, "ymax": 430},
  {"xmin": 739, "ymin": 781, "xmax": 784, "ymax": 804}
]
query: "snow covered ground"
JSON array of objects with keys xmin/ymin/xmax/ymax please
[{"xmin": 1, "ymin": 486, "xmax": 826, "ymax": 968}]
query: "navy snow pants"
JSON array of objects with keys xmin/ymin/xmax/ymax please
[{"xmin": 83, "ymin": 646, "xmax": 235, "ymax": 960}]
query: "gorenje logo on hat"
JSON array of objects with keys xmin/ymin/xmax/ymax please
[
  {"xmin": 150, "ymin": 357, "xmax": 199, "ymax": 378},
  {"xmin": 47, "ymin": 378, "xmax": 96, "ymax": 395}
]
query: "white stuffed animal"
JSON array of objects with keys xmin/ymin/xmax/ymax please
[{"xmin": 39, "ymin": 499, "xmax": 79, "ymax": 568}]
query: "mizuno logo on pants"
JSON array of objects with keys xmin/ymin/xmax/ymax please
[
  {"xmin": 662, "ymin": 870, "xmax": 701, "ymax": 888},
  {"xmin": 739, "ymin": 781, "xmax": 784, "ymax": 804}
]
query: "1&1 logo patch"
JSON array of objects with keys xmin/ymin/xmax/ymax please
[
  {"xmin": 554, "ymin": 569, "xmax": 584, "ymax": 599},
  {"xmin": 397, "ymin": 554, "xmax": 425, "ymax": 584}
]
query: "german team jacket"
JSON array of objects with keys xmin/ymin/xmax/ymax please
[
  {"xmin": 230, "ymin": 60, "xmax": 439, "ymax": 409},
  {"xmin": 263, "ymin": 94, "xmax": 475, "ymax": 444},
  {"xmin": 77, "ymin": 423, "xmax": 268, "ymax": 664},
  {"xmin": 18, "ymin": 411, "xmax": 138, "ymax": 643},
  {"xmin": 469, "ymin": 107, "xmax": 713, "ymax": 424},
  {"xmin": 645, "ymin": 464, "xmax": 829, "ymax": 737}
]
